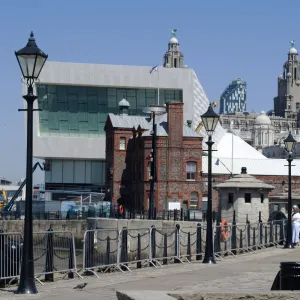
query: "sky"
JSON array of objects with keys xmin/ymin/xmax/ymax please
[{"xmin": 0, "ymin": 0, "xmax": 299, "ymax": 183}]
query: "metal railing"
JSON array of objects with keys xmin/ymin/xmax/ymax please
[{"xmin": 0, "ymin": 220, "xmax": 286, "ymax": 285}]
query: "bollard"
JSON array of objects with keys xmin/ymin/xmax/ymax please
[
  {"xmin": 187, "ymin": 232, "xmax": 191, "ymax": 262},
  {"xmin": 120, "ymin": 227, "xmax": 128, "ymax": 270},
  {"xmin": 174, "ymin": 224, "xmax": 180, "ymax": 263},
  {"xmin": 196, "ymin": 223, "xmax": 202, "ymax": 261},
  {"xmin": 68, "ymin": 238, "xmax": 74, "ymax": 279},
  {"xmin": 280, "ymin": 262, "xmax": 300, "ymax": 290},
  {"xmin": 137, "ymin": 234, "xmax": 141, "ymax": 269},
  {"xmin": 105, "ymin": 236, "xmax": 110, "ymax": 266},
  {"xmin": 231, "ymin": 210, "xmax": 237, "ymax": 255},
  {"xmin": 150, "ymin": 226, "xmax": 156, "ymax": 266},
  {"xmin": 44, "ymin": 227, "xmax": 54, "ymax": 282},
  {"xmin": 163, "ymin": 233, "xmax": 168, "ymax": 265}
]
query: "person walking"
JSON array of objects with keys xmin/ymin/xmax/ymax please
[{"xmin": 292, "ymin": 205, "xmax": 300, "ymax": 246}]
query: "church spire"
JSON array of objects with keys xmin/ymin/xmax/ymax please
[{"xmin": 163, "ymin": 29, "xmax": 185, "ymax": 68}]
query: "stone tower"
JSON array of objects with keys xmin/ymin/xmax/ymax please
[
  {"xmin": 274, "ymin": 41, "xmax": 300, "ymax": 118},
  {"xmin": 163, "ymin": 29, "xmax": 185, "ymax": 68}
]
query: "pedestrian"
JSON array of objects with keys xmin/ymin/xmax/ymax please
[{"xmin": 292, "ymin": 205, "xmax": 300, "ymax": 246}]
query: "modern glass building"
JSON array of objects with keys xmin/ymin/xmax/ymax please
[
  {"xmin": 25, "ymin": 34, "xmax": 226, "ymax": 193},
  {"xmin": 219, "ymin": 78, "xmax": 247, "ymax": 114}
]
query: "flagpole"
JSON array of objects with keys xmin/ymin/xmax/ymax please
[
  {"xmin": 230, "ymin": 121, "xmax": 234, "ymax": 175},
  {"xmin": 157, "ymin": 68, "xmax": 160, "ymax": 105}
]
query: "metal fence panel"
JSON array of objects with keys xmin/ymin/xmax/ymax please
[
  {"xmin": 33, "ymin": 230, "xmax": 81, "ymax": 281},
  {"xmin": 83, "ymin": 229, "xmax": 121, "ymax": 277},
  {"xmin": 0, "ymin": 232, "xmax": 23, "ymax": 281}
]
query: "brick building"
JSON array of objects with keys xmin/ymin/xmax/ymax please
[{"xmin": 105, "ymin": 99, "xmax": 203, "ymax": 211}]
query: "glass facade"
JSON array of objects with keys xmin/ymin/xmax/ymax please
[
  {"xmin": 219, "ymin": 79, "xmax": 247, "ymax": 114},
  {"xmin": 37, "ymin": 84, "xmax": 183, "ymax": 137},
  {"xmin": 45, "ymin": 159, "xmax": 106, "ymax": 185}
]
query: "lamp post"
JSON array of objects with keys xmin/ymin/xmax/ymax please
[
  {"xmin": 201, "ymin": 103, "xmax": 220, "ymax": 264},
  {"xmin": 144, "ymin": 106, "xmax": 166, "ymax": 219},
  {"xmin": 15, "ymin": 32, "xmax": 48, "ymax": 294},
  {"xmin": 283, "ymin": 132, "xmax": 296, "ymax": 249}
]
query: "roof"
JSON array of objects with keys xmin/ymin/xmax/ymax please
[
  {"xmin": 216, "ymin": 132, "xmax": 266, "ymax": 159},
  {"xmin": 214, "ymin": 170, "xmax": 275, "ymax": 190},
  {"xmin": 107, "ymin": 114, "xmax": 150, "ymax": 130},
  {"xmin": 142, "ymin": 113, "xmax": 203, "ymax": 138},
  {"xmin": 202, "ymin": 156, "xmax": 300, "ymax": 176}
]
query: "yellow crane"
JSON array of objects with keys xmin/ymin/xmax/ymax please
[
  {"xmin": 0, "ymin": 189, "xmax": 7, "ymax": 211},
  {"xmin": 195, "ymin": 101, "xmax": 217, "ymax": 133}
]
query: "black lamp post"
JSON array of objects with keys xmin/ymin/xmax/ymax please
[
  {"xmin": 144, "ymin": 106, "xmax": 166, "ymax": 219},
  {"xmin": 201, "ymin": 103, "xmax": 220, "ymax": 264},
  {"xmin": 283, "ymin": 132, "xmax": 296, "ymax": 249},
  {"xmin": 15, "ymin": 32, "xmax": 48, "ymax": 294}
]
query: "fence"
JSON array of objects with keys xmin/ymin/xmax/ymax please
[
  {"xmin": 0, "ymin": 229, "xmax": 82, "ymax": 287},
  {"xmin": 0, "ymin": 220, "xmax": 286, "ymax": 285}
]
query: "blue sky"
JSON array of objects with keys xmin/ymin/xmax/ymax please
[{"xmin": 0, "ymin": 0, "xmax": 299, "ymax": 183}]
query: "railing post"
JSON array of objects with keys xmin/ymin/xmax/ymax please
[
  {"xmin": 120, "ymin": 227, "xmax": 128, "ymax": 270},
  {"xmin": 247, "ymin": 220, "xmax": 251, "ymax": 250},
  {"xmin": 187, "ymin": 232, "xmax": 191, "ymax": 262},
  {"xmin": 137, "ymin": 233, "xmax": 141, "ymax": 269},
  {"xmin": 196, "ymin": 223, "xmax": 202, "ymax": 261},
  {"xmin": 68, "ymin": 237, "xmax": 74, "ymax": 279},
  {"xmin": 259, "ymin": 212, "xmax": 263, "ymax": 248},
  {"xmin": 162, "ymin": 210, "xmax": 165, "ymax": 220},
  {"xmin": 84, "ymin": 230, "xmax": 95, "ymax": 274},
  {"xmin": 150, "ymin": 225, "xmax": 156, "ymax": 266},
  {"xmin": 269, "ymin": 221, "xmax": 274, "ymax": 245},
  {"xmin": 180, "ymin": 208, "xmax": 184, "ymax": 221},
  {"xmin": 214, "ymin": 212, "xmax": 221, "ymax": 254},
  {"xmin": 105, "ymin": 236, "xmax": 110, "ymax": 266},
  {"xmin": 231, "ymin": 210, "xmax": 237, "ymax": 255},
  {"xmin": 252, "ymin": 227, "xmax": 256, "ymax": 250},
  {"xmin": 44, "ymin": 227, "xmax": 54, "ymax": 282},
  {"xmin": 174, "ymin": 224, "xmax": 180, "ymax": 263},
  {"xmin": 264, "ymin": 224, "xmax": 268, "ymax": 246},
  {"xmin": 154, "ymin": 207, "xmax": 157, "ymax": 220},
  {"xmin": 279, "ymin": 220, "xmax": 284, "ymax": 245},
  {"xmin": 163, "ymin": 233, "xmax": 168, "ymax": 265}
]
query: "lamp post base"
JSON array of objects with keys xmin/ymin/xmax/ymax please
[
  {"xmin": 283, "ymin": 242, "xmax": 294, "ymax": 249},
  {"xmin": 202, "ymin": 255, "xmax": 216, "ymax": 264},
  {"xmin": 15, "ymin": 280, "xmax": 38, "ymax": 294}
]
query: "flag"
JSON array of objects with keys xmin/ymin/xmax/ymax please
[{"xmin": 150, "ymin": 65, "xmax": 159, "ymax": 74}]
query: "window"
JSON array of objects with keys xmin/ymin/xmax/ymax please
[
  {"xmin": 228, "ymin": 193, "xmax": 234, "ymax": 204},
  {"xmin": 260, "ymin": 194, "xmax": 264, "ymax": 204},
  {"xmin": 186, "ymin": 162, "xmax": 197, "ymax": 180},
  {"xmin": 190, "ymin": 192, "xmax": 199, "ymax": 208},
  {"xmin": 245, "ymin": 193, "xmax": 251, "ymax": 203},
  {"xmin": 119, "ymin": 137, "xmax": 126, "ymax": 150}
]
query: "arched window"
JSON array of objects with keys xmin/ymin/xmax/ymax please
[{"xmin": 190, "ymin": 192, "xmax": 199, "ymax": 208}]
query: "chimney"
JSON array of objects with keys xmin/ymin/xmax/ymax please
[
  {"xmin": 241, "ymin": 167, "xmax": 247, "ymax": 174},
  {"xmin": 187, "ymin": 120, "xmax": 192, "ymax": 128},
  {"xmin": 167, "ymin": 101, "xmax": 184, "ymax": 147}
]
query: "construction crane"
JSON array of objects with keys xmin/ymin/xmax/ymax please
[
  {"xmin": 2, "ymin": 162, "xmax": 44, "ymax": 212},
  {"xmin": 195, "ymin": 101, "xmax": 217, "ymax": 133}
]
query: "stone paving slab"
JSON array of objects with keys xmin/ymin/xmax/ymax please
[{"xmin": 0, "ymin": 247, "xmax": 299, "ymax": 299}]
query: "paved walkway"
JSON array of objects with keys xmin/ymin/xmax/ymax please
[{"xmin": 1, "ymin": 247, "xmax": 300, "ymax": 299}]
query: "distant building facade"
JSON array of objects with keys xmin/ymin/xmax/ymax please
[
  {"xmin": 219, "ymin": 78, "xmax": 247, "ymax": 114},
  {"xmin": 105, "ymin": 100, "xmax": 204, "ymax": 212}
]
